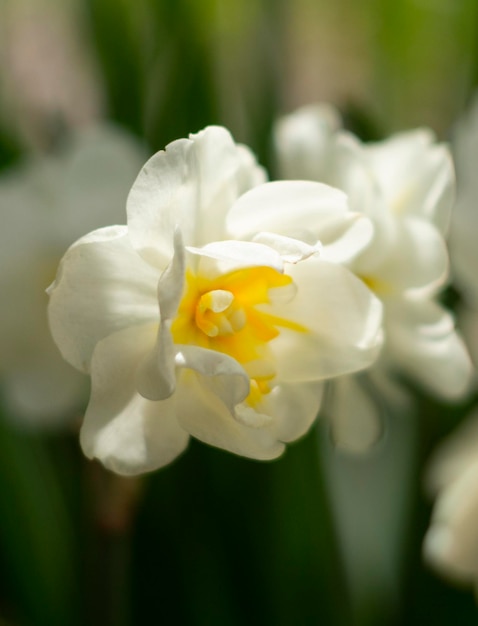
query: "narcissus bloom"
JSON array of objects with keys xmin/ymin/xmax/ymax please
[
  {"xmin": 424, "ymin": 410, "xmax": 478, "ymax": 588},
  {"xmin": 0, "ymin": 124, "xmax": 145, "ymax": 426},
  {"xmin": 48, "ymin": 126, "xmax": 383, "ymax": 475},
  {"xmin": 275, "ymin": 105, "xmax": 472, "ymax": 449}
]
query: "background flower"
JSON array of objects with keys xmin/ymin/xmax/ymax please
[
  {"xmin": 0, "ymin": 124, "xmax": 145, "ymax": 427},
  {"xmin": 274, "ymin": 104, "xmax": 472, "ymax": 449}
]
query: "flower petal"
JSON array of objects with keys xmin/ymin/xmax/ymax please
[
  {"xmin": 127, "ymin": 126, "xmax": 265, "ymax": 267},
  {"xmin": 365, "ymin": 129, "xmax": 454, "ymax": 234},
  {"xmin": 226, "ymin": 180, "xmax": 349, "ymax": 241},
  {"xmin": 265, "ymin": 380, "xmax": 324, "ymax": 443},
  {"xmin": 136, "ymin": 232, "xmax": 185, "ymax": 401},
  {"xmin": 366, "ymin": 216, "xmax": 449, "ymax": 294},
  {"xmin": 424, "ymin": 458, "xmax": 478, "ymax": 584},
  {"xmin": 274, "ymin": 103, "xmax": 341, "ymax": 180},
  {"xmin": 270, "ymin": 258, "xmax": 383, "ymax": 381},
  {"xmin": 175, "ymin": 345, "xmax": 250, "ymax": 410},
  {"xmin": 175, "ymin": 371, "xmax": 285, "ymax": 460},
  {"xmin": 188, "ymin": 239, "xmax": 285, "ymax": 278},
  {"xmin": 426, "ymin": 409, "xmax": 478, "ymax": 495},
  {"xmin": 386, "ymin": 298, "xmax": 473, "ymax": 399},
  {"xmin": 48, "ymin": 225, "xmax": 158, "ymax": 373},
  {"xmin": 80, "ymin": 324, "xmax": 189, "ymax": 476}
]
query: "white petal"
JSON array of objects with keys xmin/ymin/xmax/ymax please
[
  {"xmin": 252, "ymin": 232, "xmax": 322, "ymax": 263},
  {"xmin": 176, "ymin": 370, "xmax": 285, "ymax": 460},
  {"xmin": 127, "ymin": 126, "xmax": 264, "ymax": 267},
  {"xmin": 265, "ymin": 380, "xmax": 324, "ymax": 442},
  {"xmin": 226, "ymin": 180, "xmax": 349, "ymax": 240},
  {"xmin": 136, "ymin": 232, "xmax": 186, "ymax": 401},
  {"xmin": 80, "ymin": 324, "xmax": 189, "ymax": 476},
  {"xmin": 270, "ymin": 258, "xmax": 383, "ymax": 381},
  {"xmin": 426, "ymin": 408, "xmax": 478, "ymax": 495},
  {"xmin": 48, "ymin": 226, "xmax": 159, "ymax": 373},
  {"xmin": 175, "ymin": 345, "xmax": 250, "ymax": 410},
  {"xmin": 386, "ymin": 298, "xmax": 473, "ymax": 400},
  {"xmin": 274, "ymin": 103, "xmax": 342, "ymax": 180},
  {"xmin": 424, "ymin": 458, "xmax": 478, "ymax": 583},
  {"xmin": 187, "ymin": 239, "xmax": 284, "ymax": 278},
  {"xmin": 370, "ymin": 216, "xmax": 449, "ymax": 294},
  {"xmin": 365, "ymin": 129, "xmax": 454, "ymax": 233},
  {"xmin": 318, "ymin": 212, "xmax": 374, "ymax": 265}
]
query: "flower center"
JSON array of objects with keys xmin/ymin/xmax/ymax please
[{"xmin": 171, "ymin": 266, "xmax": 306, "ymax": 405}]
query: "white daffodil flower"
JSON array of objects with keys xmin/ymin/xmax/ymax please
[
  {"xmin": 424, "ymin": 409, "xmax": 478, "ymax": 588},
  {"xmin": 274, "ymin": 105, "xmax": 472, "ymax": 450},
  {"xmin": 0, "ymin": 124, "xmax": 146, "ymax": 427},
  {"xmin": 48, "ymin": 126, "xmax": 383, "ymax": 476}
]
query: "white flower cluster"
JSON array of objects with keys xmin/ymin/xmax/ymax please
[
  {"xmin": 275, "ymin": 104, "xmax": 472, "ymax": 450},
  {"xmin": 43, "ymin": 110, "xmax": 470, "ymax": 476},
  {"xmin": 423, "ymin": 96, "xmax": 478, "ymax": 589}
]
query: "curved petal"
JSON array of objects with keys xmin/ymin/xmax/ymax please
[
  {"xmin": 370, "ymin": 216, "xmax": 449, "ymax": 294},
  {"xmin": 269, "ymin": 258, "xmax": 383, "ymax": 381},
  {"xmin": 136, "ymin": 233, "xmax": 186, "ymax": 401},
  {"xmin": 424, "ymin": 458, "xmax": 478, "ymax": 584},
  {"xmin": 386, "ymin": 298, "xmax": 473, "ymax": 400},
  {"xmin": 80, "ymin": 324, "xmax": 189, "ymax": 476},
  {"xmin": 426, "ymin": 409, "xmax": 478, "ymax": 496},
  {"xmin": 127, "ymin": 126, "xmax": 264, "ymax": 267},
  {"xmin": 265, "ymin": 380, "xmax": 324, "ymax": 443},
  {"xmin": 365, "ymin": 130, "xmax": 454, "ymax": 233},
  {"xmin": 189, "ymin": 239, "xmax": 285, "ymax": 278},
  {"xmin": 176, "ymin": 345, "xmax": 250, "ymax": 410},
  {"xmin": 273, "ymin": 103, "xmax": 342, "ymax": 180},
  {"xmin": 226, "ymin": 180, "xmax": 349, "ymax": 241},
  {"xmin": 318, "ymin": 212, "xmax": 374, "ymax": 265},
  {"xmin": 48, "ymin": 225, "xmax": 159, "ymax": 373},
  {"xmin": 175, "ymin": 370, "xmax": 285, "ymax": 460},
  {"xmin": 252, "ymin": 232, "xmax": 322, "ymax": 263}
]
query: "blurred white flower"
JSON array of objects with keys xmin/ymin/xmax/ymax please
[
  {"xmin": 48, "ymin": 126, "xmax": 383, "ymax": 476},
  {"xmin": 0, "ymin": 124, "xmax": 146, "ymax": 427},
  {"xmin": 275, "ymin": 104, "xmax": 472, "ymax": 449},
  {"xmin": 424, "ymin": 409, "xmax": 478, "ymax": 588},
  {"xmin": 421, "ymin": 95, "xmax": 478, "ymax": 591}
]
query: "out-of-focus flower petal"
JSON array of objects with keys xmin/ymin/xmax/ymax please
[
  {"xmin": 365, "ymin": 129, "xmax": 454, "ymax": 234},
  {"xmin": 274, "ymin": 103, "xmax": 341, "ymax": 180},
  {"xmin": 386, "ymin": 299, "xmax": 472, "ymax": 400}
]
